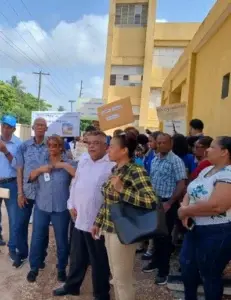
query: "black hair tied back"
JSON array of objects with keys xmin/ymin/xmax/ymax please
[
  {"xmin": 217, "ymin": 136, "xmax": 231, "ymax": 159},
  {"xmin": 116, "ymin": 132, "xmax": 138, "ymax": 158}
]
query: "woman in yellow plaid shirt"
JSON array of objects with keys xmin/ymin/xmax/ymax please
[{"xmin": 92, "ymin": 132, "xmax": 156, "ymax": 300}]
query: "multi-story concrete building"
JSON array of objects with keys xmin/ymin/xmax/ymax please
[
  {"xmin": 161, "ymin": 0, "xmax": 231, "ymax": 137},
  {"xmin": 103, "ymin": 0, "xmax": 200, "ymax": 131}
]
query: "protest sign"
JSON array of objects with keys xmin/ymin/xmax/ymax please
[
  {"xmin": 97, "ymin": 97, "xmax": 134, "ymax": 131},
  {"xmin": 157, "ymin": 103, "xmax": 187, "ymax": 122},
  {"xmin": 31, "ymin": 111, "xmax": 80, "ymax": 137},
  {"xmin": 77, "ymin": 98, "xmax": 104, "ymax": 120}
]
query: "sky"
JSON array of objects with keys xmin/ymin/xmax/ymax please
[{"xmin": 0, "ymin": 0, "xmax": 216, "ymax": 111}]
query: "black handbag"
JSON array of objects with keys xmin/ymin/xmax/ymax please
[{"xmin": 109, "ymin": 199, "xmax": 168, "ymax": 245}]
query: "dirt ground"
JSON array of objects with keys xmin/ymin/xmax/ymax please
[{"xmin": 0, "ymin": 205, "xmax": 174, "ymax": 300}]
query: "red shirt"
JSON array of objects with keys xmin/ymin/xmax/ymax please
[{"xmin": 191, "ymin": 160, "xmax": 212, "ymax": 181}]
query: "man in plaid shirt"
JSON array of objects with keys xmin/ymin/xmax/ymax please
[{"xmin": 143, "ymin": 133, "xmax": 187, "ymax": 285}]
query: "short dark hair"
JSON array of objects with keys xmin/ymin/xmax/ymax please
[
  {"xmin": 85, "ymin": 125, "xmax": 97, "ymax": 132},
  {"xmin": 189, "ymin": 119, "xmax": 204, "ymax": 131},
  {"xmin": 187, "ymin": 136, "xmax": 200, "ymax": 148},
  {"xmin": 172, "ymin": 133, "xmax": 188, "ymax": 158},
  {"xmin": 157, "ymin": 132, "xmax": 172, "ymax": 141},
  {"xmin": 150, "ymin": 131, "xmax": 162, "ymax": 140},
  {"xmin": 114, "ymin": 132, "xmax": 138, "ymax": 158},
  {"xmin": 124, "ymin": 126, "xmax": 139, "ymax": 137},
  {"xmin": 137, "ymin": 134, "xmax": 149, "ymax": 146},
  {"xmin": 197, "ymin": 136, "xmax": 213, "ymax": 148}
]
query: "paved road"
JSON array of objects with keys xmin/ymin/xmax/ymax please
[{"xmin": 0, "ymin": 206, "xmax": 174, "ymax": 300}]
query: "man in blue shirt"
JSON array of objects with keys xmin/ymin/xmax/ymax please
[
  {"xmin": 0, "ymin": 115, "xmax": 21, "ymax": 260},
  {"xmin": 13, "ymin": 117, "xmax": 49, "ymax": 268},
  {"xmin": 143, "ymin": 133, "xmax": 187, "ymax": 285}
]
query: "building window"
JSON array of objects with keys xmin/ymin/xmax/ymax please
[
  {"xmin": 110, "ymin": 74, "xmax": 116, "ymax": 86},
  {"xmin": 110, "ymin": 65, "xmax": 143, "ymax": 86},
  {"xmin": 153, "ymin": 47, "xmax": 184, "ymax": 69},
  {"xmin": 221, "ymin": 73, "xmax": 230, "ymax": 99},
  {"xmin": 115, "ymin": 4, "xmax": 148, "ymax": 27}
]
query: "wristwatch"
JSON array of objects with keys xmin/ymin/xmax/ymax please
[{"xmin": 4, "ymin": 151, "xmax": 10, "ymax": 157}]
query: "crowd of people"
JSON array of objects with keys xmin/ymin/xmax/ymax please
[{"xmin": 0, "ymin": 114, "xmax": 231, "ymax": 300}]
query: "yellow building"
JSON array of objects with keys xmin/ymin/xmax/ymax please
[
  {"xmin": 161, "ymin": 0, "xmax": 231, "ymax": 137},
  {"xmin": 103, "ymin": 0, "xmax": 200, "ymax": 131}
]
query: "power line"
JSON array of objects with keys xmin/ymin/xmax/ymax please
[
  {"xmin": 33, "ymin": 71, "xmax": 50, "ymax": 110},
  {"xmin": 0, "ymin": 8, "xmax": 69, "ymax": 97}
]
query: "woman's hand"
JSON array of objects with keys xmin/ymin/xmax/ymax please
[
  {"xmin": 182, "ymin": 217, "xmax": 189, "ymax": 229},
  {"xmin": 53, "ymin": 162, "xmax": 66, "ymax": 169},
  {"xmin": 39, "ymin": 165, "xmax": 53, "ymax": 173},
  {"xmin": 110, "ymin": 176, "xmax": 124, "ymax": 193},
  {"xmin": 178, "ymin": 206, "xmax": 188, "ymax": 220},
  {"xmin": 91, "ymin": 225, "xmax": 100, "ymax": 240}
]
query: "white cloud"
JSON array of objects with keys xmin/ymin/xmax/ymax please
[
  {"xmin": 156, "ymin": 19, "xmax": 168, "ymax": 23},
  {"xmin": 76, "ymin": 76, "xmax": 103, "ymax": 99},
  {"xmin": 0, "ymin": 14, "xmax": 108, "ymax": 69}
]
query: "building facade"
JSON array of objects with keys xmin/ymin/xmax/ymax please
[
  {"xmin": 161, "ymin": 0, "xmax": 231, "ymax": 137},
  {"xmin": 103, "ymin": 0, "xmax": 200, "ymax": 131}
]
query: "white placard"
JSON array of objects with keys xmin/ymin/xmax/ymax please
[
  {"xmin": 163, "ymin": 119, "xmax": 186, "ymax": 136},
  {"xmin": 77, "ymin": 98, "xmax": 104, "ymax": 120},
  {"xmin": 31, "ymin": 111, "xmax": 80, "ymax": 137}
]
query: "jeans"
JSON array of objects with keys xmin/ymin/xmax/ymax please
[
  {"xmin": 0, "ymin": 180, "xmax": 18, "ymax": 252},
  {"xmin": 29, "ymin": 205, "xmax": 70, "ymax": 272},
  {"xmin": 0, "ymin": 202, "xmax": 2, "ymax": 235},
  {"xmin": 16, "ymin": 199, "xmax": 49, "ymax": 260},
  {"xmin": 180, "ymin": 223, "xmax": 231, "ymax": 300}
]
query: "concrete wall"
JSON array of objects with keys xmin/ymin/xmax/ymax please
[{"xmin": 15, "ymin": 124, "xmax": 31, "ymax": 141}]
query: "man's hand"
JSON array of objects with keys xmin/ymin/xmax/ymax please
[
  {"xmin": 110, "ymin": 176, "xmax": 124, "ymax": 193},
  {"xmin": 0, "ymin": 140, "xmax": 8, "ymax": 154},
  {"xmin": 18, "ymin": 194, "xmax": 28, "ymax": 208},
  {"xmin": 69, "ymin": 208, "xmax": 77, "ymax": 222},
  {"xmin": 91, "ymin": 225, "xmax": 100, "ymax": 240},
  {"xmin": 178, "ymin": 206, "xmax": 188, "ymax": 220}
]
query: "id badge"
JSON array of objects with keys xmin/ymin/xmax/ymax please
[{"xmin": 44, "ymin": 173, "xmax": 50, "ymax": 182}]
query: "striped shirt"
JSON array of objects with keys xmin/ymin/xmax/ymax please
[
  {"xmin": 95, "ymin": 162, "xmax": 157, "ymax": 233},
  {"xmin": 15, "ymin": 138, "xmax": 48, "ymax": 200},
  {"xmin": 150, "ymin": 151, "xmax": 187, "ymax": 199}
]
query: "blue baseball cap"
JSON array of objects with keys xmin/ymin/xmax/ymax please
[{"xmin": 1, "ymin": 115, "xmax": 17, "ymax": 128}]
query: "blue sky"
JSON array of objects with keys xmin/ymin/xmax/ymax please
[{"xmin": 0, "ymin": 0, "xmax": 216, "ymax": 110}]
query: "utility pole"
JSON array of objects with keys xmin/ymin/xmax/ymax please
[
  {"xmin": 79, "ymin": 80, "xmax": 83, "ymax": 98},
  {"xmin": 33, "ymin": 71, "xmax": 50, "ymax": 110},
  {"xmin": 68, "ymin": 100, "xmax": 76, "ymax": 112}
]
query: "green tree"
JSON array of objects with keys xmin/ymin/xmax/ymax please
[
  {"xmin": 7, "ymin": 75, "xmax": 25, "ymax": 91},
  {"xmin": 0, "ymin": 77, "xmax": 52, "ymax": 124}
]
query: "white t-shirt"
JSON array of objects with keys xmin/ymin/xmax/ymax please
[{"xmin": 187, "ymin": 165, "xmax": 231, "ymax": 226}]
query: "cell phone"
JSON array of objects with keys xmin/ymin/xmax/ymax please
[{"xmin": 187, "ymin": 218, "xmax": 195, "ymax": 231}]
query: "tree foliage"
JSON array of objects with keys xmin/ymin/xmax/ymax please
[
  {"xmin": 57, "ymin": 105, "xmax": 65, "ymax": 111},
  {"xmin": 0, "ymin": 76, "xmax": 52, "ymax": 124}
]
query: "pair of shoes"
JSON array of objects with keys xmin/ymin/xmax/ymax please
[
  {"xmin": 155, "ymin": 275, "xmax": 168, "ymax": 285},
  {"xmin": 27, "ymin": 270, "xmax": 38, "ymax": 283},
  {"xmin": 13, "ymin": 255, "xmax": 27, "ymax": 269},
  {"xmin": 57, "ymin": 270, "xmax": 67, "ymax": 282},
  {"xmin": 0, "ymin": 235, "xmax": 6, "ymax": 246},
  {"xmin": 8, "ymin": 251, "xmax": 17, "ymax": 262},
  {"xmin": 136, "ymin": 248, "xmax": 145, "ymax": 254},
  {"xmin": 142, "ymin": 262, "xmax": 158, "ymax": 273},
  {"xmin": 141, "ymin": 252, "xmax": 152, "ymax": 261},
  {"xmin": 53, "ymin": 286, "xmax": 80, "ymax": 297}
]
